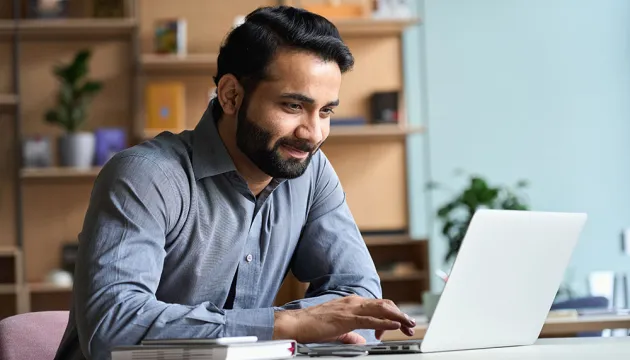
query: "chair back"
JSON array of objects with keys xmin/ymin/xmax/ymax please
[{"xmin": 0, "ymin": 311, "xmax": 69, "ymax": 360}]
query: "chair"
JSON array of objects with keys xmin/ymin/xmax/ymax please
[{"xmin": 0, "ymin": 311, "xmax": 69, "ymax": 360}]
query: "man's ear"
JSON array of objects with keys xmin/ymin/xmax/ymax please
[{"xmin": 216, "ymin": 74, "xmax": 243, "ymax": 116}]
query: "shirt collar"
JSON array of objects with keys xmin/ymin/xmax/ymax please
[{"xmin": 192, "ymin": 107, "xmax": 237, "ymax": 180}]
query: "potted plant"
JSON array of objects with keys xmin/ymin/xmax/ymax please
[
  {"xmin": 45, "ymin": 49, "xmax": 103, "ymax": 168},
  {"xmin": 428, "ymin": 170, "xmax": 530, "ymax": 265}
]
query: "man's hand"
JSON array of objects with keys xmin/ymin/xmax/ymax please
[{"xmin": 272, "ymin": 295, "xmax": 416, "ymax": 344}]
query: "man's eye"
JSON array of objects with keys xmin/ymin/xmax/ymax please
[
  {"xmin": 285, "ymin": 103, "xmax": 302, "ymax": 111},
  {"xmin": 321, "ymin": 108, "xmax": 335, "ymax": 115}
]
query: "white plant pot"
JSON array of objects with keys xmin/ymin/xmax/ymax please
[{"xmin": 58, "ymin": 132, "xmax": 95, "ymax": 168}]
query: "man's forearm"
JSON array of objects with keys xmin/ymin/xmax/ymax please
[{"xmin": 81, "ymin": 292, "xmax": 276, "ymax": 360}]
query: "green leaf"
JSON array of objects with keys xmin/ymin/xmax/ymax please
[
  {"xmin": 516, "ymin": 179, "xmax": 529, "ymax": 188},
  {"xmin": 80, "ymin": 81, "xmax": 103, "ymax": 95},
  {"xmin": 69, "ymin": 105, "xmax": 85, "ymax": 132},
  {"xmin": 44, "ymin": 110, "xmax": 59, "ymax": 124},
  {"xmin": 59, "ymin": 83, "xmax": 73, "ymax": 107},
  {"xmin": 65, "ymin": 50, "xmax": 91, "ymax": 85},
  {"xmin": 471, "ymin": 177, "xmax": 488, "ymax": 191},
  {"xmin": 437, "ymin": 201, "xmax": 458, "ymax": 218}
]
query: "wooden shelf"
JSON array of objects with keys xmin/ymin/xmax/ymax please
[
  {"xmin": 328, "ymin": 124, "xmax": 424, "ymax": 138},
  {"xmin": 26, "ymin": 282, "xmax": 72, "ymax": 293},
  {"xmin": 0, "ymin": 284, "xmax": 18, "ymax": 295},
  {"xmin": 0, "ymin": 18, "xmax": 136, "ymax": 38},
  {"xmin": 20, "ymin": 167, "xmax": 102, "ymax": 179},
  {"xmin": 0, "ymin": 20, "xmax": 15, "ymax": 37},
  {"xmin": 364, "ymin": 235, "xmax": 425, "ymax": 247},
  {"xmin": 0, "ymin": 247, "xmax": 19, "ymax": 257},
  {"xmin": 0, "ymin": 94, "xmax": 18, "ymax": 110},
  {"xmin": 140, "ymin": 53, "xmax": 218, "ymax": 72},
  {"xmin": 378, "ymin": 270, "xmax": 426, "ymax": 282},
  {"xmin": 334, "ymin": 17, "xmax": 420, "ymax": 37}
]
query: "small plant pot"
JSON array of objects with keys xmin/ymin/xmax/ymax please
[{"xmin": 58, "ymin": 132, "xmax": 95, "ymax": 168}]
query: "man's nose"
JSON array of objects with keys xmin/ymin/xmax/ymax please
[{"xmin": 296, "ymin": 113, "xmax": 323, "ymax": 146}]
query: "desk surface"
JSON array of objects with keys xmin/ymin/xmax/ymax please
[
  {"xmin": 382, "ymin": 314, "xmax": 630, "ymax": 341},
  {"xmin": 315, "ymin": 337, "xmax": 630, "ymax": 359}
]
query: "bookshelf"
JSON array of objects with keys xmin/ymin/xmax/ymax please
[
  {"xmin": 20, "ymin": 167, "xmax": 102, "ymax": 179},
  {"xmin": 2, "ymin": 0, "xmax": 429, "ymax": 318},
  {"xmin": 140, "ymin": 53, "xmax": 218, "ymax": 71},
  {"xmin": 334, "ymin": 17, "xmax": 420, "ymax": 36},
  {"xmin": 0, "ymin": 18, "xmax": 136, "ymax": 38},
  {"xmin": 329, "ymin": 124, "xmax": 424, "ymax": 138},
  {"xmin": 0, "ymin": 94, "xmax": 18, "ymax": 109}
]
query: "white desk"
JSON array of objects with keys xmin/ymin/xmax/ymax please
[{"xmin": 317, "ymin": 337, "xmax": 630, "ymax": 359}]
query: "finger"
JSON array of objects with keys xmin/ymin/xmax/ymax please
[
  {"xmin": 363, "ymin": 301, "xmax": 416, "ymax": 328},
  {"xmin": 375, "ymin": 329, "xmax": 385, "ymax": 340},
  {"xmin": 401, "ymin": 325, "xmax": 415, "ymax": 337},
  {"xmin": 338, "ymin": 332, "xmax": 367, "ymax": 344},
  {"xmin": 356, "ymin": 316, "xmax": 402, "ymax": 330}
]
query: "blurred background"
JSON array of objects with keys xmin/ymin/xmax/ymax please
[{"xmin": 0, "ymin": 0, "xmax": 629, "ymax": 336}]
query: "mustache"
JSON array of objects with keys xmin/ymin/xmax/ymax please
[{"xmin": 277, "ymin": 138, "xmax": 320, "ymax": 153}]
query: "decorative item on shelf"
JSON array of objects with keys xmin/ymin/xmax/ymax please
[
  {"xmin": 92, "ymin": 0, "xmax": 126, "ymax": 18},
  {"xmin": 25, "ymin": 0, "xmax": 69, "ymax": 19},
  {"xmin": 285, "ymin": 0, "xmax": 371, "ymax": 19},
  {"xmin": 330, "ymin": 116, "xmax": 367, "ymax": 126},
  {"xmin": 95, "ymin": 127, "xmax": 126, "ymax": 166},
  {"xmin": 145, "ymin": 81, "xmax": 186, "ymax": 133},
  {"xmin": 427, "ymin": 170, "xmax": 530, "ymax": 265},
  {"xmin": 45, "ymin": 269, "xmax": 73, "ymax": 287},
  {"xmin": 44, "ymin": 49, "xmax": 104, "ymax": 169},
  {"xmin": 390, "ymin": 261, "xmax": 419, "ymax": 276},
  {"xmin": 371, "ymin": 0, "xmax": 413, "ymax": 19},
  {"xmin": 154, "ymin": 18, "xmax": 187, "ymax": 55},
  {"xmin": 22, "ymin": 135, "xmax": 52, "ymax": 168},
  {"xmin": 370, "ymin": 91, "xmax": 399, "ymax": 124}
]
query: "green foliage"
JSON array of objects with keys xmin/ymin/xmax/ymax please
[
  {"xmin": 44, "ymin": 49, "xmax": 103, "ymax": 132},
  {"xmin": 427, "ymin": 170, "xmax": 530, "ymax": 264}
]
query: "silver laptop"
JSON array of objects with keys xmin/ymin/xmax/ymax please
[{"xmin": 301, "ymin": 209, "xmax": 587, "ymax": 355}]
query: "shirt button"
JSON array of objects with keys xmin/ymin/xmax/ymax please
[{"xmin": 246, "ymin": 254, "xmax": 253, "ymax": 262}]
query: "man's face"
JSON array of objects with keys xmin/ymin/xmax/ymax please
[{"xmin": 235, "ymin": 50, "xmax": 341, "ymax": 179}]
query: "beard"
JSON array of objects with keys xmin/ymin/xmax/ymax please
[{"xmin": 235, "ymin": 97, "xmax": 320, "ymax": 179}]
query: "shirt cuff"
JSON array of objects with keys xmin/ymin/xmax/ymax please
[{"xmin": 224, "ymin": 307, "xmax": 275, "ymax": 340}]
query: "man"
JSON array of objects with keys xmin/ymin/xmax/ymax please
[{"xmin": 54, "ymin": 5, "xmax": 415, "ymax": 360}]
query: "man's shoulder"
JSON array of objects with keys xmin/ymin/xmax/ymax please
[{"xmin": 101, "ymin": 132, "xmax": 193, "ymax": 183}]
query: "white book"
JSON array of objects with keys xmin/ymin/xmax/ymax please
[{"xmin": 111, "ymin": 339, "xmax": 297, "ymax": 360}]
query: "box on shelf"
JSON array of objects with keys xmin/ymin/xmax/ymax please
[
  {"xmin": 144, "ymin": 82, "xmax": 186, "ymax": 132},
  {"xmin": 370, "ymin": 91, "xmax": 399, "ymax": 124}
]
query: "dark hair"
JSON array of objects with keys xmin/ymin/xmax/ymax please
[{"xmin": 211, "ymin": 5, "xmax": 354, "ymax": 120}]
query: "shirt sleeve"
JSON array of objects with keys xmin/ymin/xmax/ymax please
[
  {"xmin": 278, "ymin": 152, "xmax": 383, "ymax": 341},
  {"xmin": 74, "ymin": 154, "xmax": 275, "ymax": 360}
]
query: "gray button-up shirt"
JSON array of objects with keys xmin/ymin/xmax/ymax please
[{"xmin": 54, "ymin": 107, "xmax": 382, "ymax": 360}]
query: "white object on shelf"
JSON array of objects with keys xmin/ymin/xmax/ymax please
[{"xmin": 45, "ymin": 269, "xmax": 73, "ymax": 287}]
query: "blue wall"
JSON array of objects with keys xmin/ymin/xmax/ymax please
[{"xmin": 405, "ymin": 0, "xmax": 630, "ymax": 294}]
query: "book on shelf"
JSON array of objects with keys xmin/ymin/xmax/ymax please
[
  {"xmin": 111, "ymin": 338, "xmax": 298, "ymax": 360},
  {"xmin": 154, "ymin": 18, "xmax": 187, "ymax": 55}
]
